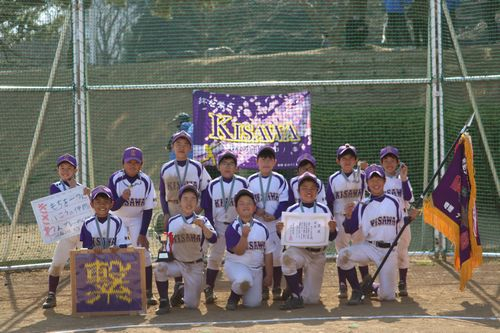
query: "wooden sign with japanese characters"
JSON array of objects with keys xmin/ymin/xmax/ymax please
[
  {"xmin": 281, "ymin": 212, "xmax": 330, "ymax": 247},
  {"xmin": 70, "ymin": 248, "xmax": 146, "ymax": 315}
]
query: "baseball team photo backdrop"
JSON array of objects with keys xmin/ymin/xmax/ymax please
[{"xmin": 0, "ymin": 0, "xmax": 499, "ymax": 267}]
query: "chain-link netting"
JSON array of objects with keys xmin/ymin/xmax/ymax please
[{"xmin": 1, "ymin": 0, "xmax": 499, "ymax": 265}]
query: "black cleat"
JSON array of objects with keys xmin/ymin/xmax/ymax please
[
  {"xmin": 155, "ymin": 299, "xmax": 171, "ymax": 315},
  {"xmin": 42, "ymin": 292, "xmax": 57, "ymax": 309},
  {"xmin": 170, "ymin": 282, "xmax": 184, "ymax": 307},
  {"xmin": 279, "ymin": 295, "xmax": 304, "ymax": 310}
]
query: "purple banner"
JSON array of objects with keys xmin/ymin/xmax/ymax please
[
  {"xmin": 72, "ymin": 250, "xmax": 144, "ymax": 314},
  {"xmin": 192, "ymin": 91, "xmax": 311, "ymax": 169}
]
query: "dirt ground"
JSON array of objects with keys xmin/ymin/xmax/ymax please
[{"xmin": 1, "ymin": 257, "xmax": 499, "ymax": 333}]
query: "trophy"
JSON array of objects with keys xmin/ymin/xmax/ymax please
[{"xmin": 157, "ymin": 231, "xmax": 174, "ymax": 262}]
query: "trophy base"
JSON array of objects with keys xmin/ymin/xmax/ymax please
[{"xmin": 157, "ymin": 251, "xmax": 174, "ymax": 262}]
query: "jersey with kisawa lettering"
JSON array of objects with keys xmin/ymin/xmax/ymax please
[
  {"xmin": 108, "ymin": 170, "xmax": 156, "ymax": 219},
  {"xmin": 50, "ymin": 180, "xmax": 82, "ymax": 195},
  {"xmin": 201, "ymin": 175, "xmax": 248, "ymax": 224},
  {"xmin": 80, "ymin": 213, "xmax": 130, "ymax": 249},
  {"xmin": 225, "ymin": 218, "xmax": 274, "ymax": 268},
  {"xmin": 166, "ymin": 213, "xmax": 217, "ymax": 262},
  {"xmin": 383, "ymin": 174, "xmax": 414, "ymax": 211},
  {"xmin": 345, "ymin": 194, "xmax": 403, "ymax": 244},
  {"xmin": 326, "ymin": 171, "xmax": 366, "ymax": 220},
  {"xmin": 247, "ymin": 172, "xmax": 289, "ymax": 218},
  {"xmin": 288, "ymin": 175, "xmax": 327, "ymax": 205},
  {"xmin": 159, "ymin": 159, "xmax": 211, "ymax": 216}
]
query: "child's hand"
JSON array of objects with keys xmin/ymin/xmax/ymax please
[
  {"xmin": 358, "ymin": 160, "xmax": 369, "ymax": 170},
  {"xmin": 400, "ymin": 163, "xmax": 408, "ymax": 181},
  {"xmin": 122, "ymin": 188, "xmax": 131, "ymax": 201},
  {"xmin": 193, "ymin": 218, "xmax": 205, "ymax": 229},
  {"xmin": 255, "ymin": 208, "xmax": 266, "ymax": 217},
  {"xmin": 242, "ymin": 225, "xmax": 251, "ymax": 237},
  {"xmin": 263, "ymin": 213, "xmax": 275, "ymax": 222},
  {"xmin": 67, "ymin": 177, "xmax": 78, "ymax": 188},
  {"xmin": 276, "ymin": 221, "xmax": 284, "ymax": 234},
  {"xmin": 344, "ymin": 202, "xmax": 355, "ymax": 219},
  {"xmin": 109, "ymin": 246, "xmax": 120, "ymax": 254},
  {"xmin": 93, "ymin": 247, "xmax": 103, "ymax": 254},
  {"xmin": 83, "ymin": 187, "xmax": 91, "ymax": 196},
  {"xmin": 328, "ymin": 220, "xmax": 337, "ymax": 231},
  {"xmin": 137, "ymin": 234, "xmax": 149, "ymax": 250}
]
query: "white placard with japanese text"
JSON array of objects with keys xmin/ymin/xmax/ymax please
[
  {"xmin": 281, "ymin": 212, "xmax": 330, "ymax": 247},
  {"xmin": 31, "ymin": 186, "xmax": 92, "ymax": 244}
]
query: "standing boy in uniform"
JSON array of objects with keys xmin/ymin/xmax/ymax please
[
  {"xmin": 288, "ymin": 153, "xmax": 327, "ymax": 205},
  {"xmin": 277, "ymin": 173, "xmax": 337, "ymax": 310},
  {"xmin": 201, "ymin": 151, "xmax": 248, "ymax": 304},
  {"xmin": 108, "ymin": 147, "xmax": 157, "ymax": 305},
  {"xmin": 154, "ymin": 184, "xmax": 217, "ymax": 314},
  {"xmin": 159, "ymin": 130, "xmax": 212, "ymax": 306},
  {"xmin": 326, "ymin": 144, "xmax": 368, "ymax": 299},
  {"xmin": 338, "ymin": 164, "xmax": 417, "ymax": 305},
  {"xmin": 224, "ymin": 189, "xmax": 274, "ymax": 310},
  {"xmin": 42, "ymin": 154, "xmax": 90, "ymax": 309},
  {"xmin": 80, "ymin": 185, "xmax": 131, "ymax": 250},
  {"xmin": 247, "ymin": 146, "xmax": 289, "ymax": 301},
  {"xmin": 379, "ymin": 146, "xmax": 414, "ymax": 296}
]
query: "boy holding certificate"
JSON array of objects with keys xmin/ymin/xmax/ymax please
[{"xmin": 277, "ymin": 172, "xmax": 337, "ymax": 310}]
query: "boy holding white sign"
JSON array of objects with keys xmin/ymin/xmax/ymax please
[
  {"xmin": 42, "ymin": 154, "xmax": 90, "ymax": 309},
  {"xmin": 277, "ymin": 172, "xmax": 337, "ymax": 310}
]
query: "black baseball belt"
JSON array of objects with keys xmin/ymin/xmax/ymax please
[
  {"xmin": 178, "ymin": 258, "xmax": 204, "ymax": 264},
  {"xmin": 305, "ymin": 247, "xmax": 327, "ymax": 253},
  {"xmin": 368, "ymin": 240, "xmax": 394, "ymax": 248}
]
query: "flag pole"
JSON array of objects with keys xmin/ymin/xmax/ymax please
[{"xmin": 415, "ymin": 112, "xmax": 475, "ymax": 208}]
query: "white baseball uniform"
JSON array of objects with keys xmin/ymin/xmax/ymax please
[
  {"xmin": 159, "ymin": 159, "xmax": 211, "ymax": 217},
  {"xmin": 326, "ymin": 170, "xmax": 366, "ymax": 251},
  {"xmin": 281, "ymin": 202, "xmax": 335, "ymax": 304},
  {"xmin": 201, "ymin": 175, "xmax": 248, "ymax": 270},
  {"xmin": 247, "ymin": 171, "xmax": 289, "ymax": 266},
  {"xmin": 108, "ymin": 170, "xmax": 156, "ymax": 266},
  {"xmin": 338, "ymin": 194, "xmax": 404, "ymax": 300},
  {"xmin": 47, "ymin": 181, "xmax": 83, "ymax": 276},
  {"xmin": 224, "ymin": 218, "xmax": 275, "ymax": 307},
  {"xmin": 288, "ymin": 175, "xmax": 327, "ymax": 205},
  {"xmin": 154, "ymin": 213, "xmax": 217, "ymax": 308},
  {"xmin": 384, "ymin": 174, "xmax": 414, "ymax": 269},
  {"xmin": 80, "ymin": 213, "xmax": 131, "ymax": 249}
]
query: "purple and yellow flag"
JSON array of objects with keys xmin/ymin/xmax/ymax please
[{"xmin": 423, "ymin": 133, "xmax": 482, "ymax": 290}]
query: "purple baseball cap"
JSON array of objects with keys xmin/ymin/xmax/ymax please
[
  {"xmin": 257, "ymin": 146, "xmax": 276, "ymax": 159},
  {"xmin": 336, "ymin": 143, "xmax": 357, "ymax": 158},
  {"xmin": 91, "ymin": 185, "xmax": 113, "ymax": 200},
  {"xmin": 296, "ymin": 153, "xmax": 317, "ymax": 168},
  {"xmin": 297, "ymin": 171, "xmax": 319, "ymax": 188},
  {"xmin": 234, "ymin": 188, "xmax": 256, "ymax": 206},
  {"xmin": 217, "ymin": 150, "xmax": 237, "ymax": 165},
  {"xmin": 178, "ymin": 184, "xmax": 199, "ymax": 200},
  {"xmin": 57, "ymin": 154, "xmax": 77, "ymax": 168},
  {"xmin": 380, "ymin": 146, "xmax": 400, "ymax": 160},
  {"xmin": 123, "ymin": 146, "xmax": 143, "ymax": 163},
  {"xmin": 365, "ymin": 164, "xmax": 386, "ymax": 179},
  {"xmin": 171, "ymin": 130, "xmax": 192, "ymax": 146}
]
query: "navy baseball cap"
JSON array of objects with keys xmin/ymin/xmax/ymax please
[
  {"xmin": 257, "ymin": 146, "xmax": 276, "ymax": 159},
  {"xmin": 296, "ymin": 153, "xmax": 316, "ymax": 168},
  {"xmin": 217, "ymin": 151, "xmax": 237, "ymax": 165},
  {"xmin": 234, "ymin": 189, "xmax": 256, "ymax": 206},
  {"xmin": 336, "ymin": 144, "xmax": 357, "ymax": 158},
  {"xmin": 123, "ymin": 146, "xmax": 143, "ymax": 163},
  {"xmin": 297, "ymin": 171, "xmax": 319, "ymax": 188},
  {"xmin": 91, "ymin": 185, "xmax": 113, "ymax": 200},
  {"xmin": 365, "ymin": 164, "xmax": 386, "ymax": 179},
  {"xmin": 380, "ymin": 146, "xmax": 400, "ymax": 160},
  {"xmin": 57, "ymin": 154, "xmax": 77, "ymax": 168},
  {"xmin": 171, "ymin": 130, "xmax": 192, "ymax": 146},
  {"xmin": 178, "ymin": 184, "xmax": 200, "ymax": 200}
]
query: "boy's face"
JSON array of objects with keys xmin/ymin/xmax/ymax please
[
  {"xmin": 91, "ymin": 195, "xmax": 113, "ymax": 218},
  {"xmin": 173, "ymin": 138, "xmax": 192, "ymax": 160},
  {"xmin": 336, "ymin": 153, "xmax": 357, "ymax": 174},
  {"xmin": 381, "ymin": 155, "xmax": 399, "ymax": 175},
  {"xmin": 57, "ymin": 162, "xmax": 77, "ymax": 182},
  {"xmin": 298, "ymin": 179, "xmax": 318, "ymax": 204},
  {"xmin": 180, "ymin": 191, "xmax": 198, "ymax": 216},
  {"xmin": 257, "ymin": 156, "xmax": 276, "ymax": 176},
  {"xmin": 123, "ymin": 159, "xmax": 142, "ymax": 177},
  {"xmin": 367, "ymin": 175, "xmax": 386, "ymax": 196},
  {"xmin": 218, "ymin": 158, "xmax": 237, "ymax": 179},
  {"xmin": 236, "ymin": 195, "xmax": 256, "ymax": 220},
  {"xmin": 298, "ymin": 162, "xmax": 315, "ymax": 176}
]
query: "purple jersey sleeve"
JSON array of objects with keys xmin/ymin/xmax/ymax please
[
  {"xmin": 273, "ymin": 200, "xmax": 289, "ymax": 219},
  {"xmin": 326, "ymin": 182, "xmax": 334, "ymax": 212},
  {"xmin": 402, "ymin": 180, "xmax": 413, "ymax": 201},
  {"xmin": 159, "ymin": 176, "xmax": 170, "ymax": 216},
  {"xmin": 49, "ymin": 184, "xmax": 61, "ymax": 195},
  {"xmin": 225, "ymin": 224, "xmax": 241, "ymax": 252},
  {"xmin": 140, "ymin": 209, "xmax": 153, "ymax": 236},
  {"xmin": 200, "ymin": 188, "xmax": 213, "ymax": 224},
  {"xmin": 108, "ymin": 174, "xmax": 126, "ymax": 211},
  {"xmin": 329, "ymin": 230, "xmax": 337, "ymax": 241},
  {"xmin": 343, "ymin": 204, "xmax": 361, "ymax": 234},
  {"xmin": 288, "ymin": 183, "xmax": 296, "ymax": 205},
  {"xmin": 80, "ymin": 223, "xmax": 93, "ymax": 249}
]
